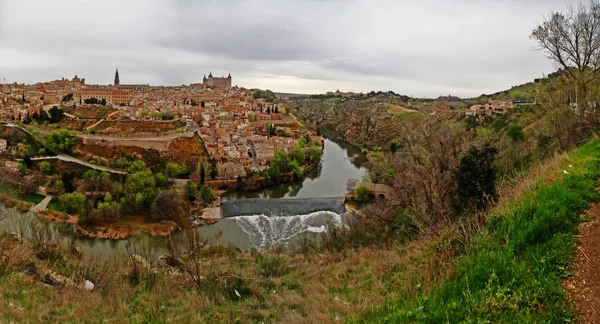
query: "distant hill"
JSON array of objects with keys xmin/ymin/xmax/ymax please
[{"xmin": 274, "ymin": 92, "xmax": 311, "ymax": 98}]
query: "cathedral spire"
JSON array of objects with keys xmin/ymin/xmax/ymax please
[{"xmin": 114, "ymin": 68, "xmax": 120, "ymax": 86}]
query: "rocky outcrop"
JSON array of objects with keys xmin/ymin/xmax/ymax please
[
  {"xmin": 158, "ymin": 255, "xmax": 190, "ymax": 277},
  {"xmin": 42, "ymin": 270, "xmax": 74, "ymax": 288},
  {"xmin": 130, "ymin": 255, "xmax": 151, "ymax": 269}
]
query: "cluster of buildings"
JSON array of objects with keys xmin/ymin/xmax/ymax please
[
  {"xmin": 325, "ymin": 89, "xmax": 362, "ymax": 97},
  {"xmin": 0, "ymin": 70, "xmax": 320, "ymax": 180},
  {"xmin": 464, "ymin": 100, "xmax": 516, "ymax": 117}
]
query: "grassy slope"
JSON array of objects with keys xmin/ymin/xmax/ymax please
[
  {"xmin": 363, "ymin": 140, "xmax": 600, "ymax": 323},
  {"xmin": 0, "ymin": 183, "xmax": 44, "ymax": 205}
]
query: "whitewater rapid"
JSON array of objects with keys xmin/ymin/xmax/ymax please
[{"xmin": 230, "ymin": 211, "xmax": 344, "ymax": 251}]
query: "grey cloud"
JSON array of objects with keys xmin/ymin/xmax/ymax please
[{"xmin": 0, "ymin": 0, "xmax": 585, "ymax": 96}]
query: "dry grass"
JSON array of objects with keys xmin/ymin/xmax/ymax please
[
  {"xmin": 386, "ymin": 104, "xmax": 418, "ymax": 114},
  {"xmin": 0, "ymin": 232, "xmax": 417, "ymax": 323}
]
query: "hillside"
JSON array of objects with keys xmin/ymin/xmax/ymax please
[
  {"xmin": 289, "ymin": 95, "xmax": 428, "ymax": 149},
  {"xmin": 363, "ymin": 139, "xmax": 600, "ymax": 322},
  {"xmin": 1, "ymin": 137, "xmax": 598, "ymax": 322}
]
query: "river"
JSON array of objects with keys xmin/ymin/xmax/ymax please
[{"xmin": 0, "ymin": 135, "xmax": 367, "ymax": 258}]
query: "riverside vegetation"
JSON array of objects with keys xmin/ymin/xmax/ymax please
[{"xmin": 4, "ymin": 2, "xmax": 600, "ymax": 322}]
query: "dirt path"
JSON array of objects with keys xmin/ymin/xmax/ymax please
[
  {"xmin": 564, "ymin": 203, "xmax": 600, "ymax": 322},
  {"xmin": 30, "ymin": 195, "xmax": 53, "ymax": 213}
]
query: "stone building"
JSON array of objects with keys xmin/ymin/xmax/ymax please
[
  {"xmin": 81, "ymin": 87, "xmax": 131, "ymax": 105},
  {"xmin": 203, "ymin": 72, "xmax": 232, "ymax": 88}
]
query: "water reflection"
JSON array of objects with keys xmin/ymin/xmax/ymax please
[
  {"xmin": 222, "ymin": 137, "xmax": 367, "ymax": 200},
  {"xmin": 0, "ymin": 135, "xmax": 368, "ymax": 258}
]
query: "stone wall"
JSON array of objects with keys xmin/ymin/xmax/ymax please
[{"xmin": 82, "ymin": 137, "xmax": 172, "ymax": 151}]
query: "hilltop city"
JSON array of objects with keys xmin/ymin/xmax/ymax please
[{"xmin": 0, "ymin": 70, "xmax": 320, "ymax": 179}]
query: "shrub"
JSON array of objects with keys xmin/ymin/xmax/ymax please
[
  {"xmin": 44, "ymin": 129, "xmax": 76, "ymax": 153},
  {"xmin": 58, "ymin": 193, "xmax": 87, "ymax": 215},
  {"xmin": 166, "ymin": 162, "xmax": 189, "ymax": 179},
  {"xmin": 454, "ymin": 144, "xmax": 498, "ymax": 211},
  {"xmin": 184, "ymin": 181, "xmax": 197, "ymax": 201},
  {"xmin": 505, "ymin": 123, "xmax": 526, "ymax": 142},
  {"xmin": 256, "ymin": 254, "xmax": 289, "ymax": 277},
  {"xmin": 38, "ymin": 161, "xmax": 52, "ymax": 174},
  {"xmin": 356, "ymin": 185, "xmax": 370, "ymax": 204},
  {"xmin": 150, "ymin": 190, "xmax": 183, "ymax": 221},
  {"xmin": 199, "ymin": 185, "xmax": 215, "ymax": 203}
]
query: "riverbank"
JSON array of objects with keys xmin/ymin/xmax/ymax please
[{"xmin": 1, "ymin": 140, "xmax": 592, "ymax": 323}]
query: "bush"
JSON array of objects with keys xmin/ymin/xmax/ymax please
[
  {"xmin": 505, "ymin": 123, "xmax": 526, "ymax": 142},
  {"xmin": 256, "ymin": 255, "xmax": 289, "ymax": 277},
  {"xmin": 18, "ymin": 163, "xmax": 27, "ymax": 176},
  {"xmin": 454, "ymin": 144, "xmax": 498, "ymax": 211},
  {"xmin": 44, "ymin": 129, "xmax": 76, "ymax": 153},
  {"xmin": 58, "ymin": 193, "xmax": 87, "ymax": 215},
  {"xmin": 356, "ymin": 185, "xmax": 370, "ymax": 204},
  {"xmin": 199, "ymin": 185, "xmax": 215, "ymax": 203},
  {"xmin": 184, "ymin": 181, "xmax": 197, "ymax": 201},
  {"xmin": 150, "ymin": 190, "xmax": 183, "ymax": 221},
  {"xmin": 166, "ymin": 162, "xmax": 189, "ymax": 179},
  {"xmin": 38, "ymin": 161, "xmax": 52, "ymax": 174}
]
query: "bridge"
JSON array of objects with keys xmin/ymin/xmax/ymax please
[{"xmin": 355, "ymin": 183, "xmax": 392, "ymax": 200}]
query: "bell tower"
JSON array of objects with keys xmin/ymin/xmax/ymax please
[{"xmin": 114, "ymin": 68, "xmax": 120, "ymax": 86}]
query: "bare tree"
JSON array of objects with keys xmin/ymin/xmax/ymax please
[
  {"xmin": 389, "ymin": 119, "xmax": 468, "ymax": 225},
  {"xmin": 532, "ymin": 2, "xmax": 600, "ymax": 133},
  {"xmin": 531, "ymin": 3, "xmax": 600, "ymax": 85}
]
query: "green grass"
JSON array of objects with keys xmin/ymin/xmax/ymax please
[
  {"xmin": 362, "ymin": 139, "xmax": 600, "ymax": 323},
  {"xmin": 0, "ymin": 183, "xmax": 45, "ymax": 205},
  {"xmin": 46, "ymin": 198, "xmax": 62, "ymax": 212}
]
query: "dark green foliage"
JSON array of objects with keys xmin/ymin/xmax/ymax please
[
  {"xmin": 454, "ymin": 144, "xmax": 498, "ymax": 211},
  {"xmin": 199, "ymin": 185, "xmax": 214, "ymax": 203},
  {"xmin": 184, "ymin": 181, "xmax": 197, "ymax": 201},
  {"xmin": 84, "ymin": 98, "xmax": 107, "ymax": 106},
  {"xmin": 492, "ymin": 118, "xmax": 507, "ymax": 132},
  {"xmin": 38, "ymin": 161, "xmax": 52, "ymax": 174},
  {"xmin": 506, "ymin": 123, "xmax": 526, "ymax": 142},
  {"xmin": 355, "ymin": 185, "xmax": 370, "ymax": 204},
  {"xmin": 394, "ymin": 209, "xmax": 420, "ymax": 243},
  {"xmin": 253, "ymin": 89, "xmax": 276, "ymax": 102},
  {"xmin": 58, "ymin": 193, "xmax": 87, "ymax": 215},
  {"xmin": 266, "ymin": 151, "xmax": 302, "ymax": 184},
  {"xmin": 44, "ymin": 129, "xmax": 76, "ymax": 153},
  {"xmin": 62, "ymin": 93, "xmax": 73, "ymax": 102},
  {"xmin": 166, "ymin": 162, "xmax": 189, "ymax": 179},
  {"xmin": 48, "ymin": 106, "xmax": 65, "ymax": 123},
  {"xmin": 125, "ymin": 170, "xmax": 159, "ymax": 209}
]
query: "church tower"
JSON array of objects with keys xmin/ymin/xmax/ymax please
[{"xmin": 114, "ymin": 69, "xmax": 120, "ymax": 86}]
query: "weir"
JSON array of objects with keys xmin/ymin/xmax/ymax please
[{"xmin": 220, "ymin": 197, "xmax": 346, "ymax": 217}]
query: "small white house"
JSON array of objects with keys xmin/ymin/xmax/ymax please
[{"xmin": 0, "ymin": 139, "xmax": 7, "ymax": 152}]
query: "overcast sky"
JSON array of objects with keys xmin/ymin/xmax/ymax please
[{"xmin": 0, "ymin": 0, "xmax": 583, "ymax": 97}]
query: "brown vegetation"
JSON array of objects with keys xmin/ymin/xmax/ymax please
[
  {"xmin": 73, "ymin": 106, "xmax": 116, "ymax": 119},
  {"xmin": 92, "ymin": 120, "xmax": 185, "ymax": 135}
]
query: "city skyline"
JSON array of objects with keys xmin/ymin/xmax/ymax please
[{"xmin": 0, "ymin": 0, "xmax": 582, "ymax": 97}]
